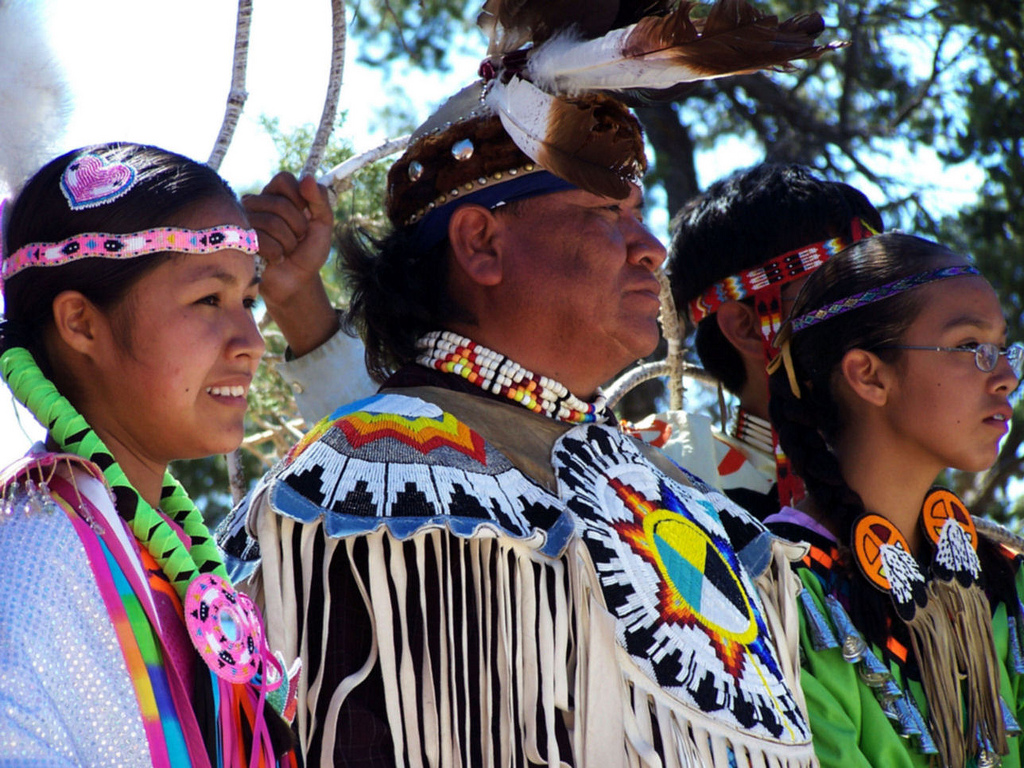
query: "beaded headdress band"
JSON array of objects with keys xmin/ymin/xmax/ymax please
[
  {"xmin": 769, "ymin": 264, "xmax": 982, "ymax": 398},
  {"xmin": 1, "ymin": 152, "xmax": 262, "ymax": 292},
  {"xmin": 1, "ymin": 225, "xmax": 261, "ymax": 292},
  {"xmin": 414, "ymin": 168, "xmax": 576, "ymax": 250},
  {"xmin": 789, "ymin": 264, "xmax": 980, "ymax": 333}
]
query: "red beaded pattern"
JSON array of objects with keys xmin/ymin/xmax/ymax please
[
  {"xmin": 416, "ymin": 330, "xmax": 611, "ymax": 424},
  {"xmin": 688, "ymin": 218, "xmax": 877, "ymax": 323}
]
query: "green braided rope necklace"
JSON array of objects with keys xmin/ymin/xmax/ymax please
[{"xmin": 0, "ymin": 345, "xmax": 228, "ymax": 601}]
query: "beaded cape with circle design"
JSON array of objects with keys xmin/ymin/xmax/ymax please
[{"xmin": 553, "ymin": 423, "xmax": 810, "ymax": 743}]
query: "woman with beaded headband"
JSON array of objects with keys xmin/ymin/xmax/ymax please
[
  {"xmin": 762, "ymin": 232, "xmax": 1024, "ymax": 767},
  {"xmin": 0, "ymin": 143, "xmax": 297, "ymax": 767}
]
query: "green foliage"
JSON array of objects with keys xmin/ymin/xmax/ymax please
[
  {"xmin": 258, "ymin": 112, "xmax": 392, "ymax": 299},
  {"xmin": 178, "ymin": 115, "xmax": 396, "ymax": 521},
  {"xmin": 247, "ymin": 114, "xmax": 394, "ymax": 462},
  {"xmin": 169, "ymin": 452, "xmax": 263, "ymax": 530},
  {"xmin": 349, "ymin": 0, "xmax": 480, "ymax": 72}
]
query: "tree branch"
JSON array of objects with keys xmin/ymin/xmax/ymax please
[
  {"xmin": 302, "ymin": 0, "xmax": 348, "ymax": 177},
  {"xmin": 635, "ymin": 103, "xmax": 699, "ymax": 214},
  {"xmin": 208, "ymin": 0, "xmax": 252, "ymax": 170},
  {"xmin": 887, "ymin": 26, "xmax": 955, "ymax": 132}
]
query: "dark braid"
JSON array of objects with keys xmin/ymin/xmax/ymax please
[{"xmin": 769, "ymin": 355, "xmax": 909, "ymax": 653}]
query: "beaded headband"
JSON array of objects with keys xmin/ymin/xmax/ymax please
[
  {"xmin": 769, "ymin": 264, "xmax": 982, "ymax": 399},
  {"xmin": 1, "ymin": 225, "xmax": 261, "ymax": 292},
  {"xmin": 688, "ymin": 218, "xmax": 877, "ymax": 322},
  {"xmin": 789, "ymin": 264, "xmax": 980, "ymax": 333},
  {"xmin": 685, "ymin": 218, "xmax": 876, "ymax": 508}
]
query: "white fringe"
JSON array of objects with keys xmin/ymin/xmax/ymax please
[{"xmin": 256, "ymin": 498, "xmax": 817, "ymax": 767}]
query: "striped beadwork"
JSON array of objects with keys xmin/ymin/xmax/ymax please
[{"xmin": 416, "ymin": 330, "xmax": 615, "ymax": 425}]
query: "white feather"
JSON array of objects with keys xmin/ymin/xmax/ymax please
[
  {"xmin": 526, "ymin": 26, "xmax": 721, "ymax": 96},
  {"xmin": 483, "ymin": 77, "xmax": 555, "ymax": 167},
  {"xmin": 0, "ymin": 0, "xmax": 70, "ymax": 196}
]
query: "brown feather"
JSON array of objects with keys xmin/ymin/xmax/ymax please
[
  {"xmin": 479, "ymin": 0, "xmax": 622, "ymax": 53},
  {"xmin": 615, "ymin": 81, "xmax": 702, "ymax": 107},
  {"xmin": 535, "ymin": 93, "xmax": 646, "ymax": 199},
  {"xmin": 623, "ymin": 0, "xmax": 831, "ymax": 80}
]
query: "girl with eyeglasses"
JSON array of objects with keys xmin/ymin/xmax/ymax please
[{"xmin": 764, "ymin": 232, "xmax": 1024, "ymax": 768}]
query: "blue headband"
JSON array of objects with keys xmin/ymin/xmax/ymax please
[
  {"xmin": 790, "ymin": 265, "xmax": 981, "ymax": 333},
  {"xmin": 414, "ymin": 170, "xmax": 577, "ymax": 250}
]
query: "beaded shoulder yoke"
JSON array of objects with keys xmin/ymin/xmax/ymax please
[
  {"xmin": 259, "ymin": 393, "xmax": 574, "ymax": 557},
  {"xmin": 1, "ymin": 449, "xmax": 105, "ymax": 518}
]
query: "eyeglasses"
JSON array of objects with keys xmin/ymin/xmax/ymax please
[{"xmin": 878, "ymin": 342, "xmax": 1024, "ymax": 378}]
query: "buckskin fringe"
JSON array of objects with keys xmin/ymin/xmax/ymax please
[{"xmin": 257, "ymin": 510, "xmax": 816, "ymax": 767}]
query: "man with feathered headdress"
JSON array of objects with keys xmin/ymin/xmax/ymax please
[{"xmin": 232, "ymin": 2, "xmax": 841, "ymax": 764}]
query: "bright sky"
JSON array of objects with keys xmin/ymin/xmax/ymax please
[
  {"xmin": 1, "ymin": 0, "xmax": 471, "ymax": 463},
  {"xmin": 0, "ymin": 0, "xmax": 988, "ymax": 465}
]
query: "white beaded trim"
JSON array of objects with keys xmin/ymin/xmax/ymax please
[
  {"xmin": 416, "ymin": 330, "xmax": 613, "ymax": 424},
  {"xmin": 403, "ymin": 163, "xmax": 543, "ymax": 227}
]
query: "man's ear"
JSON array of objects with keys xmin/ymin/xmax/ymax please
[
  {"xmin": 50, "ymin": 290, "xmax": 105, "ymax": 357},
  {"xmin": 716, "ymin": 301, "xmax": 763, "ymax": 359},
  {"xmin": 839, "ymin": 348, "xmax": 891, "ymax": 407},
  {"xmin": 448, "ymin": 204, "xmax": 502, "ymax": 287}
]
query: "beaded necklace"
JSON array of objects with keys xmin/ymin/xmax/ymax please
[{"xmin": 416, "ymin": 330, "xmax": 616, "ymax": 425}]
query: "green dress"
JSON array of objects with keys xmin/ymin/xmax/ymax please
[{"xmin": 768, "ymin": 508, "xmax": 1024, "ymax": 768}]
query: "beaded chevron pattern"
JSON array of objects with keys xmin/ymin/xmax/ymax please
[
  {"xmin": 268, "ymin": 393, "xmax": 574, "ymax": 557},
  {"xmin": 687, "ymin": 219, "xmax": 877, "ymax": 323},
  {"xmin": 690, "ymin": 233, "xmax": 845, "ymax": 322}
]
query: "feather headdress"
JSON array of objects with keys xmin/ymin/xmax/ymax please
[
  {"xmin": 388, "ymin": 0, "xmax": 843, "ymax": 228},
  {"xmin": 0, "ymin": 0, "xmax": 70, "ymax": 197}
]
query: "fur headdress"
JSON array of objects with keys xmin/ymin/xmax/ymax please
[{"xmin": 387, "ymin": 0, "xmax": 843, "ymax": 230}]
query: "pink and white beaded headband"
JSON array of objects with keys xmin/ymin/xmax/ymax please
[
  {"xmin": 1, "ymin": 225, "xmax": 261, "ymax": 290},
  {"xmin": 1, "ymin": 152, "xmax": 261, "ymax": 292}
]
